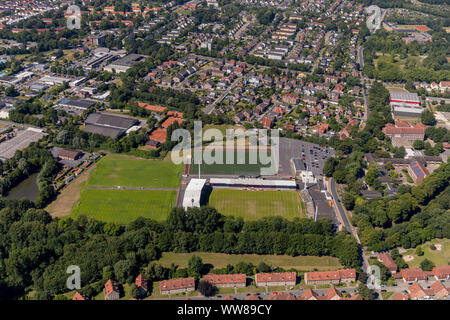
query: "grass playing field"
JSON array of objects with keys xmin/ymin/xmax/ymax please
[
  {"xmin": 87, "ymin": 154, "xmax": 182, "ymax": 189},
  {"xmin": 209, "ymin": 189, "xmax": 304, "ymax": 220},
  {"xmin": 157, "ymin": 252, "xmax": 341, "ymax": 271},
  {"xmin": 72, "ymin": 189, "xmax": 176, "ymax": 223},
  {"xmin": 189, "ymin": 150, "xmax": 273, "ymax": 175},
  {"xmin": 70, "ymin": 154, "xmax": 181, "ymax": 224}
]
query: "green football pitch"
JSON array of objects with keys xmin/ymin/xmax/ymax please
[
  {"xmin": 87, "ymin": 154, "xmax": 182, "ymax": 188},
  {"xmin": 189, "ymin": 150, "xmax": 273, "ymax": 175},
  {"xmin": 71, "ymin": 154, "xmax": 181, "ymax": 224},
  {"xmin": 208, "ymin": 189, "xmax": 304, "ymax": 220}
]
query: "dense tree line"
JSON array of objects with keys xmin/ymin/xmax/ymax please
[
  {"xmin": 0, "ymin": 204, "xmax": 361, "ymax": 299},
  {"xmin": 352, "ymin": 160, "xmax": 450, "ymax": 252}
]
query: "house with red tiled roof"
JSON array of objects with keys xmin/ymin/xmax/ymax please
[
  {"xmin": 160, "ymin": 277, "xmax": 195, "ymax": 295},
  {"xmin": 323, "ymin": 286, "xmax": 343, "ymax": 300},
  {"xmin": 265, "ymin": 292, "xmax": 299, "ymax": 300},
  {"xmin": 222, "ymin": 295, "xmax": 236, "ymax": 300},
  {"xmin": 429, "ymin": 280, "xmax": 449, "ymax": 298},
  {"xmin": 408, "ymin": 282, "xmax": 427, "ymax": 299},
  {"xmin": 203, "ymin": 274, "xmax": 246, "ymax": 288},
  {"xmin": 304, "ymin": 269, "xmax": 356, "ymax": 286},
  {"xmin": 432, "ymin": 265, "xmax": 450, "ymax": 280},
  {"xmin": 255, "ymin": 272, "xmax": 296, "ymax": 287},
  {"xmin": 103, "ymin": 279, "xmax": 120, "ymax": 300},
  {"xmin": 400, "ymin": 268, "xmax": 429, "ymax": 282},
  {"xmin": 261, "ymin": 117, "xmax": 273, "ymax": 129},
  {"xmin": 72, "ymin": 292, "xmax": 87, "ymax": 300},
  {"xmin": 339, "ymin": 126, "xmax": 352, "ymax": 140},
  {"xmin": 281, "ymin": 93, "xmax": 299, "ymax": 105},
  {"xmin": 135, "ymin": 274, "xmax": 148, "ymax": 296},
  {"xmin": 300, "ymin": 288, "xmax": 320, "ymax": 300},
  {"xmin": 377, "ymin": 253, "xmax": 398, "ymax": 273},
  {"xmin": 392, "ymin": 292, "xmax": 409, "ymax": 300}
]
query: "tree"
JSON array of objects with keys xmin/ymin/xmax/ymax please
[
  {"xmin": 413, "ymin": 140, "xmax": 424, "ymax": 150},
  {"xmin": 114, "ymin": 260, "xmax": 136, "ymax": 284},
  {"xmin": 420, "ymin": 258, "xmax": 435, "ymax": 271},
  {"xmin": 415, "ymin": 246, "xmax": 424, "ymax": 256},
  {"xmin": 256, "ymin": 262, "xmax": 270, "ymax": 273},
  {"xmin": 421, "ymin": 110, "xmax": 436, "ymax": 126},
  {"xmin": 187, "ymin": 255, "xmax": 203, "ymax": 279},
  {"xmin": 356, "ymin": 283, "xmax": 375, "ymax": 300},
  {"xmin": 323, "ymin": 157, "xmax": 338, "ymax": 177},
  {"xmin": 343, "ymin": 192, "xmax": 356, "ymax": 210},
  {"xmin": 130, "ymin": 283, "xmax": 141, "ymax": 299},
  {"xmin": 197, "ymin": 279, "xmax": 216, "ymax": 297},
  {"xmin": 5, "ymin": 86, "xmax": 19, "ymax": 97}
]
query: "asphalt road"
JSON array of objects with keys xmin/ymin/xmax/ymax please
[{"xmin": 328, "ymin": 178, "xmax": 352, "ymax": 234}]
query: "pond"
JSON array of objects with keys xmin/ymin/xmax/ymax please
[{"xmin": 6, "ymin": 173, "xmax": 39, "ymax": 201}]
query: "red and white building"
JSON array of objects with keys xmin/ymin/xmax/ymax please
[
  {"xmin": 389, "ymin": 91, "xmax": 422, "ymax": 117},
  {"xmin": 203, "ymin": 274, "xmax": 246, "ymax": 288},
  {"xmin": 159, "ymin": 277, "xmax": 195, "ymax": 295},
  {"xmin": 304, "ymin": 269, "xmax": 357, "ymax": 286},
  {"xmin": 377, "ymin": 253, "xmax": 398, "ymax": 273},
  {"xmin": 255, "ymin": 272, "xmax": 297, "ymax": 287}
]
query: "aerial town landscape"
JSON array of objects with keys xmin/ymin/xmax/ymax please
[{"xmin": 0, "ymin": 0, "xmax": 448, "ymax": 309}]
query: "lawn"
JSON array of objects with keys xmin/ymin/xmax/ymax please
[
  {"xmin": 209, "ymin": 189, "xmax": 304, "ymax": 220},
  {"xmin": 72, "ymin": 189, "xmax": 176, "ymax": 224},
  {"xmin": 157, "ymin": 252, "xmax": 341, "ymax": 271},
  {"xmin": 87, "ymin": 154, "xmax": 181, "ymax": 188},
  {"xmin": 402, "ymin": 239, "xmax": 450, "ymax": 268}
]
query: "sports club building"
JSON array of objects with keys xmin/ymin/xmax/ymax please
[{"xmin": 389, "ymin": 91, "xmax": 422, "ymax": 117}]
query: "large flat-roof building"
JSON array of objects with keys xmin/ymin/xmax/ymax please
[
  {"xmin": 183, "ymin": 178, "xmax": 207, "ymax": 209},
  {"xmin": 104, "ymin": 54, "xmax": 147, "ymax": 73},
  {"xmin": 83, "ymin": 113, "xmax": 140, "ymax": 139},
  {"xmin": 389, "ymin": 91, "xmax": 422, "ymax": 117},
  {"xmin": 57, "ymin": 98, "xmax": 96, "ymax": 112}
]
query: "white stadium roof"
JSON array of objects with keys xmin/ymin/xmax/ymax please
[
  {"xmin": 209, "ymin": 178, "xmax": 296, "ymax": 188},
  {"xmin": 182, "ymin": 179, "xmax": 207, "ymax": 209}
]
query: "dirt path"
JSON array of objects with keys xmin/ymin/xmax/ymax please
[{"xmin": 45, "ymin": 165, "xmax": 96, "ymax": 218}]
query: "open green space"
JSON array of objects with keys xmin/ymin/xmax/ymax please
[
  {"xmin": 401, "ymin": 239, "xmax": 450, "ymax": 268},
  {"xmin": 157, "ymin": 252, "xmax": 341, "ymax": 271},
  {"xmin": 209, "ymin": 189, "xmax": 303, "ymax": 220},
  {"xmin": 87, "ymin": 154, "xmax": 182, "ymax": 188},
  {"xmin": 72, "ymin": 189, "xmax": 176, "ymax": 224},
  {"xmin": 189, "ymin": 150, "xmax": 272, "ymax": 175}
]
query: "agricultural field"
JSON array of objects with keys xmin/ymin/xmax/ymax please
[
  {"xmin": 72, "ymin": 189, "xmax": 176, "ymax": 224},
  {"xmin": 70, "ymin": 154, "xmax": 181, "ymax": 224},
  {"xmin": 87, "ymin": 154, "xmax": 182, "ymax": 188},
  {"xmin": 189, "ymin": 150, "xmax": 273, "ymax": 175},
  {"xmin": 209, "ymin": 189, "xmax": 304, "ymax": 220},
  {"xmin": 157, "ymin": 252, "xmax": 341, "ymax": 271}
]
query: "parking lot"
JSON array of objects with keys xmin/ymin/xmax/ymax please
[{"xmin": 277, "ymin": 137, "xmax": 335, "ymax": 177}]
